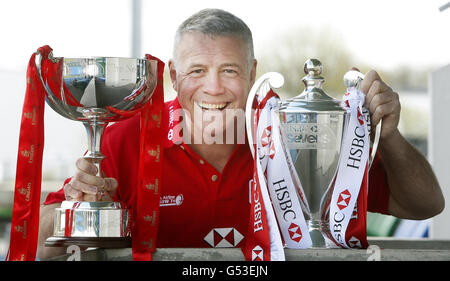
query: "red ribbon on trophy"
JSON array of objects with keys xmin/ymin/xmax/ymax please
[
  {"xmin": 243, "ymin": 89, "xmax": 285, "ymax": 261},
  {"xmin": 7, "ymin": 45, "xmax": 52, "ymax": 261},
  {"xmin": 323, "ymin": 88, "xmax": 370, "ymax": 248},
  {"xmin": 242, "ymin": 82, "xmax": 284, "ymax": 261},
  {"xmin": 132, "ymin": 54, "xmax": 165, "ymax": 261},
  {"xmin": 243, "ymin": 73, "xmax": 371, "ymax": 261}
]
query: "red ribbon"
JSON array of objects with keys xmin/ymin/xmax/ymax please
[
  {"xmin": 242, "ymin": 91, "xmax": 273, "ymax": 261},
  {"xmin": 131, "ymin": 54, "xmax": 165, "ymax": 261},
  {"xmin": 344, "ymin": 164, "xmax": 369, "ymax": 248},
  {"xmin": 7, "ymin": 45, "xmax": 53, "ymax": 261}
]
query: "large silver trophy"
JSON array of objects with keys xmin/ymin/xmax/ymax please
[
  {"xmin": 249, "ymin": 59, "xmax": 378, "ymax": 248},
  {"xmin": 276, "ymin": 59, "xmax": 347, "ymax": 247},
  {"xmin": 35, "ymin": 53, "xmax": 158, "ymax": 248}
]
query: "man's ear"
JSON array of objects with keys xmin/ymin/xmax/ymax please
[
  {"xmin": 168, "ymin": 59, "xmax": 178, "ymax": 92},
  {"xmin": 249, "ymin": 59, "xmax": 257, "ymax": 86}
]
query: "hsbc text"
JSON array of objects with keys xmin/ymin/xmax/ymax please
[
  {"xmin": 347, "ymin": 126, "xmax": 366, "ymax": 169},
  {"xmin": 272, "ymin": 179, "xmax": 297, "ymax": 221},
  {"xmin": 253, "ymin": 182, "xmax": 263, "ymax": 233},
  {"xmin": 332, "ymin": 211, "xmax": 345, "ymax": 244}
]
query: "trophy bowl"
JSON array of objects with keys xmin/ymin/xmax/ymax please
[{"xmin": 35, "ymin": 52, "xmax": 158, "ymax": 248}]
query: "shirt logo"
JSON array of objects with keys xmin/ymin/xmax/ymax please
[
  {"xmin": 204, "ymin": 227, "xmax": 244, "ymax": 248},
  {"xmin": 160, "ymin": 194, "xmax": 184, "ymax": 207}
]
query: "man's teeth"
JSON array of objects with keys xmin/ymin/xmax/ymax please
[{"xmin": 197, "ymin": 102, "xmax": 228, "ymax": 110}]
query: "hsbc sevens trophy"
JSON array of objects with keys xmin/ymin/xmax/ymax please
[
  {"xmin": 35, "ymin": 52, "xmax": 158, "ymax": 248},
  {"xmin": 275, "ymin": 59, "xmax": 346, "ymax": 247},
  {"xmin": 275, "ymin": 59, "xmax": 378, "ymax": 248}
]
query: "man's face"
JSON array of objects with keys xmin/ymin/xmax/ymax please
[{"xmin": 169, "ymin": 32, "xmax": 256, "ymax": 142}]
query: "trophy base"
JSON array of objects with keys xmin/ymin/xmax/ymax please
[
  {"xmin": 53, "ymin": 201, "xmax": 130, "ymax": 238},
  {"xmin": 309, "ymin": 228, "xmax": 326, "ymax": 248},
  {"xmin": 308, "ymin": 220, "xmax": 333, "ymax": 248},
  {"xmin": 45, "ymin": 236, "xmax": 131, "ymax": 248}
]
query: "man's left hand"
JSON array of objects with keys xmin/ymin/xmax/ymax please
[{"xmin": 360, "ymin": 70, "xmax": 401, "ymax": 140}]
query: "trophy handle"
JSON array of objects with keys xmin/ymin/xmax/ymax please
[
  {"xmin": 35, "ymin": 50, "xmax": 76, "ymax": 121},
  {"xmin": 245, "ymin": 72, "xmax": 284, "ymax": 158}
]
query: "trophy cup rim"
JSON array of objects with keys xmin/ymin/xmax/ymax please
[
  {"xmin": 53, "ymin": 56, "xmax": 155, "ymax": 62},
  {"xmin": 36, "ymin": 52, "xmax": 158, "ymax": 121},
  {"xmin": 35, "ymin": 50, "xmax": 159, "ymax": 67}
]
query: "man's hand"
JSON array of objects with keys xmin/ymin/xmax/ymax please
[
  {"xmin": 360, "ymin": 70, "xmax": 401, "ymax": 140},
  {"xmin": 64, "ymin": 158, "xmax": 118, "ymax": 201},
  {"xmin": 355, "ymin": 69, "xmax": 444, "ymax": 219}
]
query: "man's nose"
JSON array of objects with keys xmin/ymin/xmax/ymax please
[{"xmin": 203, "ymin": 72, "xmax": 225, "ymax": 96}]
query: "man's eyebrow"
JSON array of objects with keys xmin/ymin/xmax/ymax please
[
  {"xmin": 178, "ymin": 64, "xmax": 205, "ymax": 74},
  {"xmin": 184, "ymin": 63, "xmax": 243, "ymax": 70},
  {"xmin": 220, "ymin": 63, "xmax": 241, "ymax": 68},
  {"xmin": 219, "ymin": 63, "xmax": 244, "ymax": 71},
  {"xmin": 187, "ymin": 63, "xmax": 206, "ymax": 69}
]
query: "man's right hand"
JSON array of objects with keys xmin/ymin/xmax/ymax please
[{"xmin": 64, "ymin": 158, "xmax": 118, "ymax": 202}]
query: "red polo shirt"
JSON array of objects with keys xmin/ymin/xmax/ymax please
[{"xmin": 44, "ymin": 98, "xmax": 390, "ymax": 248}]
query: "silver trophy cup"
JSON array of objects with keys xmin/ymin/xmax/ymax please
[
  {"xmin": 276, "ymin": 59, "xmax": 377, "ymax": 248},
  {"xmin": 276, "ymin": 59, "xmax": 347, "ymax": 247},
  {"xmin": 35, "ymin": 52, "xmax": 158, "ymax": 248}
]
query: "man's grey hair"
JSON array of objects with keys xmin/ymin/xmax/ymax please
[{"xmin": 173, "ymin": 9, "xmax": 255, "ymax": 66}]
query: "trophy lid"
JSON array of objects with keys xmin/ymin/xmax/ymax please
[{"xmin": 278, "ymin": 59, "xmax": 346, "ymax": 113}]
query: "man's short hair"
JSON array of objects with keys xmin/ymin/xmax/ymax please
[{"xmin": 173, "ymin": 8, "xmax": 254, "ymax": 65}]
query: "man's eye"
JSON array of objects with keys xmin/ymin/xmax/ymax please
[
  {"xmin": 223, "ymin": 69, "xmax": 238, "ymax": 76},
  {"xmin": 190, "ymin": 69, "xmax": 204, "ymax": 75}
]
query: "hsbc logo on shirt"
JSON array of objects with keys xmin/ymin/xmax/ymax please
[{"xmin": 204, "ymin": 228, "xmax": 244, "ymax": 248}]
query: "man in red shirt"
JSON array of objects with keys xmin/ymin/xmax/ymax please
[{"xmin": 37, "ymin": 9, "xmax": 444, "ymax": 259}]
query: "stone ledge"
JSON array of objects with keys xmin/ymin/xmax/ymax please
[{"xmin": 44, "ymin": 238, "xmax": 450, "ymax": 261}]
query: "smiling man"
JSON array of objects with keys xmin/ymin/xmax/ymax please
[
  {"xmin": 169, "ymin": 27, "xmax": 256, "ymax": 171},
  {"xmin": 37, "ymin": 8, "xmax": 443, "ymax": 260}
]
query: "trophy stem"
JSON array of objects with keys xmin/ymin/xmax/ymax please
[{"xmin": 82, "ymin": 108, "xmax": 108, "ymax": 177}]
